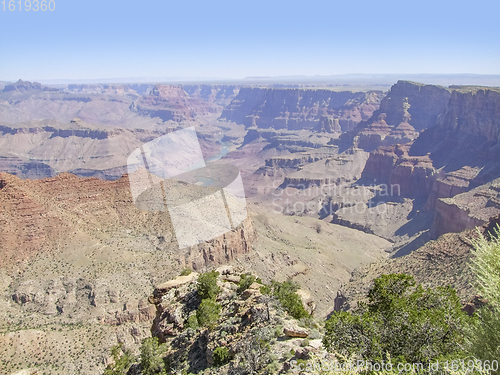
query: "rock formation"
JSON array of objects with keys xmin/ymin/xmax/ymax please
[
  {"xmin": 431, "ymin": 178, "xmax": 500, "ymax": 239},
  {"xmin": 221, "ymin": 87, "xmax": 384, "ymax": 132},
  {"xmin": 339, "ymin": 80, "xmax": 451, "ymax": 152},
  {"xmin": 148, "ymin": 267, "xmax": 328, "ymax": 374}
]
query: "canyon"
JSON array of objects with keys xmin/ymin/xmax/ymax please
[{"xmin": 1, "ymin": 78, "xmax": 500, "ymax": 374}]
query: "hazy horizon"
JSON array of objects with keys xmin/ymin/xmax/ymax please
[{"xmin": 4, "ymin": 73, "xmax": 500, "ymax": 88}]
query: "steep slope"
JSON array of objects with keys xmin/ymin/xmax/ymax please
[
  {"xmin": 0, "ymin": 172, "xmax": 255, "ymax": 374},
  {"xmin": 182, "ymin": 84, "xmax": 240, "ymax": 107},
  {"xmin": 339, "ymin": 80, "xmax": 451, "ymax": 152},
  {"xmin": 220, "ymin": 87, "xmax": 384, "ymax": 132},
  {"xmin": 431, "ymin": 177, "xmax": 500, "ymax": 238},
  {"xmin": 0, "ymin": 119, "xmax": 145, "ymax": 180},
  {"xmin": 332, "ymin": 225, "xmax": 485, "ymax": 313},
  {"xmin": 0, "ymin": 172, "xmax": 255, "ymax": 274}
]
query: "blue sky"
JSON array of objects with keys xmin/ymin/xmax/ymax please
[{"xmin": 0, "ymin": 0, "xmax": 499, "ymax": 81}]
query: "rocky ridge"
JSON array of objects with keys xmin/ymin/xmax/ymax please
[{"xmin": 147, "ymin": 267, "xmax": 330, "ymax": 374}]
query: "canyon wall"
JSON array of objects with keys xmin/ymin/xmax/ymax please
[
  {"xmin": 359, "ymin": 85, "xmax": 500, "ymax": 238},
  {"xmin": 431, "ymin": 177, "xmax": 500, "ymax": 239},
  {"xmin": 221, "ymin": 88, "xmax": 384, "ymax": 132},
  {"xmin": 341, "ymin": 81, "xmax": 451, "ymax": 152},
  {"xmin": 182, "ymin": 84, "xmax": 240, "ymax": 107}
]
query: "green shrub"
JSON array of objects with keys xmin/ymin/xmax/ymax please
[
  {"xmin": 468, "ymin": 225, "xmax": 500, "ymax": 364},
  {"xmin": 140, "ymin": 337, "xmax": 167, "ymax": 375},
  {"xmin": 180, "ymin": 268, "xmax": 192, "ymax": 276},
  {"xmin": 103, "ymin": 344, "xmax": 134, "ymax": 375},
  {"xmin": 185, "ymin": 314, "xmax": 199, "ymax": 330},
  {"xmin": 323, "ymin": 274, "xmax": 471, "ymax": 364},
  {"xmin": 213, "ymin": 346, "xmax": 231, "ymax": 367},
  {"xmin": 272, "ymin": 280, "xmax": 310, "ymax": 320},
  {"xmin": 197, "ymin": 299, "xmax": 221, "ymax": 328},
  {"xmin": 274, "ymin": 324, "xmax": 284, "ymax": 337},
  {"xmin": 260, "ymin": 284, "xmax": 272, "ymax": 295},
  {"xmin": 237, "ymin": 273, "xmax": 256, "ymax": 293},
  {"xmin": 197, "ymin": 271, "xmax": 220, "ymax": 300}
]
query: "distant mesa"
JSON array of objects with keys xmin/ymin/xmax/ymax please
[{"xmin": 3, "ymin": 79, "xmax": 58, "ymax": 93}]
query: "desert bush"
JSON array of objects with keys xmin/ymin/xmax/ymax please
[
  {"xmin": 323, "ymin": 274, "xmax": 471, "ymax": 364},
  {"xmin": 266, "ymin": 279, "xmax": 310, "ymax": 320},
  {"xmin": 468, "ymin": 224, "xmax": 500, "ymax": 366},
  {"xmin": 274, "ymin": 324, "xmax": 284, "ymax": 337},
  {"xmin": 196, "ymin": 298, "xmax": 221, "ymax": 328},
  {"xmin": 213, "ymin": 346, "xmax": 231, "ymax": 367},
  {"xmin": 140, "ymin": 337, "xmax": 167, "ymax": 375},
  {"xmin": 197, "ymin": 271, "xmax": 220, "ymax": 300},
  {"xmin": 232, "ymin": 333, "xmax": 273, "ymax": 374},
  {"xmin": 298, "ymin": 316, "xmax": 318, "ymax": 329},
  {"xmin": 309, "ymin": 328, "xmax": 322, "ymax": 340},
  {"xmin": 260, "ymin": 284, "xmax": 272, "ymax": 295},
  {"xmin": 237, "ymin": 273, "xmax": 255, "ymax": 293},
  {"xmin": 185, "ymin": 314, "xmax": 199, "ymax": 330},
  {"xmin": 315, "ymin": 222, "xmax": 322, "ymax": 233},
  {"xmin": 180, "ymin": 268, "xmax": 192, "ymax": 276},
  {"xmin": 103, "ymin": 343, "xmax": 134, "ymax": 375},
  {"xmin": 272, "ymin": 280, "xmax": 310, "ymax": 320}
]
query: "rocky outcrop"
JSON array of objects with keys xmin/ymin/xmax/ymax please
[
  {"xmin": 10, "ymin": 276, "xmax": 157, "ymax": 325},
  {"xmin": 148, "ymin": 268, "xmax": 322, "ymax": 374},
  {"xmin": 241, "ymin": 127, "xmax": 332, "ymax": 153},
  {"xmin": 0, "ymin": 157, "xmax": 55, "ymax": 179},
  {"xmin": 358, "ymin": 84, "xmax": 500, "ymax": 213},
  {"xmin": 135, "ymin": 84, "xmax": 222, "ymax": 121},
  {"xmin": 362, "ymin": 144, "xmax": 438, "ymax": 197},
  {"xmin": 343, "ymin": 81, "xmax": 451, "ymax": 151},
  {"xmin": 0, "ymin": 119, "xmax": 149, "ymax": 179},
  {"xmin": 431, "ymin": 178, "xmax": 500, "ymax": 239},
  {"xmin": 265, "ymin": 154, "xmax": 322, "ymax": 169},
  {"xmin": 221, "ymin": 88, "xmax": 383, "ymax": 131},
  {"xmin": 284, "ymin": 323, "xmax": 309, "ymax": 338},
  {"xmin": 377, "ymin": 80, "xmax": 451, "ymax": 132},
  {"xmin": 281, "ymin": 176, "xmax": 332, "ymax": 189},
  {"xmin": 185, "ymin": 215, "xmax": 255, "ymax": 271},
  {"xmin": 410, "ymin": 86, "xmax": 500, "ymax": 180}
]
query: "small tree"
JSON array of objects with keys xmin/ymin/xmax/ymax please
[
  {"xmin": 197, "ymin": 271, "xmax": 220, "ymax": 300},
  {"xmin": 237, "ymin": 273, "xmax": 256, "ymax": 294},
  {"xmin": 213, "ymin": 346, "xmax": 231, "ymax": 367},
  {"xmin": 197, "ymin": 298, "xmax": 221, "ymax": 328},
  {"xmin": 272, "ymin": 280, "xmax": 310, "ymax": 319},
  {"xmin": 103, "ymin": 343, "xmax": 134, "ymax": 375},
  {"xmin": 323, "ymin": 274, "xmax": 470, "ymax": 364},
  {"xmin": 140, "ymin": 337, "xmax": 167, "ymax": 375},
  {"xmin": 180, "ymin": 268, "xmax": 192, "ymax": 276},
  {"xmin": 185, "ymin": 314, "xmax": 199, "ymax": 330}
]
